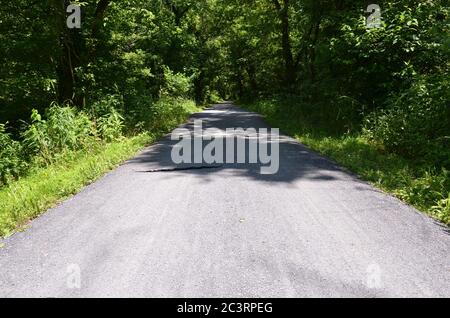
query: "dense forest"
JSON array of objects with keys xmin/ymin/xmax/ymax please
[{"xmin": 0, "ymin": 0, "xmax": 449, "ymax": 233}]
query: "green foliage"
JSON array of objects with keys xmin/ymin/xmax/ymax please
[
  {"xmin": 89, "ymin": 95, "xmax": 124, "ymax": 118},
  {"xmin": 0, "ymin": 1, "xmax": 59, "ymax": 125},
  {"xmin": 0, "ymin": 124, "xmax": 26, "ymax": 186},
  {"xmin": 96, "ymin": 108, "xmax": 124, "ymax": 142},
  {"xmin": 328, "ymin": 1, "xmax": 448, "ymax": 99},
  {"xmin": 89, "ymin": 95, "xmax": 125, "ymax": 142},
  {"xmin": 22, "ymin": 105, "xmax": 93, "ymax": 163},
  {"xmin": 364, "ymin": 75, "xmax": 450, "ymax": 167},
  {"xmin": 148, "ymin": 97, "xmax": 198, "ymax": 132},
  {"xmin": 162, "ymin": 66, "xmax": 193, "ymax": 98},
  {"xmin": 121, "ymin": 93, "xmax": 199, "ymax": 133},
  {"xmin": 432, "ymin": 193, "xmax": 450, "ymax": 225}
]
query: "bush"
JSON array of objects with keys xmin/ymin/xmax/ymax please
[
  {"xmin": 0, "ymin": 94, "xmax": 195, "ymax": 189},
  {"xmin": 149, "ymin": 97, "xmax": 197, "ymax": 132},
  {"xmin": 432, "ymin": 193, "xmax": 450, "ymax": 225},
  {"xmin": 97, "ymin": 108, "xmax": 124, "ymax": 142},
  {"xmin": 89, "ymin": 95, "xmax": 125, "ymax": 141},
  {"xmin": 22, "ymin": 105, "xmax": 94, "ymax": 163},
  {"xmin": 122, "ymin": 93, "xmax": 155, "ymax": 133},
  {"xmin": 162, "ymin": 67, "xmax": 193, "ymax": 99},
  {"xmin": 123, "ymin": 94, "xmax": 197, "ymax": 133},
  {"xmin": 0, "ymin": 124, "xmax": 26, "ymax": 185},
  {"xmin": 364, "ymin": 75, "xmax": 450, "ymax": 167},
  {"xmin": 89, "ymin": 95, "xmax": 124, "ymax": 119}
]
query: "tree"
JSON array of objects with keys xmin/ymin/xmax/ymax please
[
  {"xmin": 272, "ymin": 0, "xmax": 295, "ymax": 86},
  {"xmin": 53, "ymin": 0, "xmax": 112, "ymax": 105}
]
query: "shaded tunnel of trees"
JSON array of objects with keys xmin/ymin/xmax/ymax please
[{"xmin": 0, "ymin": 0, "xmax": 449, "ymax": 179}]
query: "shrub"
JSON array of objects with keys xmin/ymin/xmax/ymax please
[
  {"xmin": 123, "ymin": 94, "xmax": 197, "ymax": 133},
  {"xmin": 364, "ymin": 75, "xmax": 450, "ymax": 167},
  {"xmin": 432, "ymin": 193, "xmax": 450, "ymax": 225},
  {"xmin": 122, "ymin": 93, "xmax": 155, "ymax": 133},
  {"xmin": 149, "ymin": 97, "xmax": 197, "ymax": 132},
  {"xmin": 45, "ymin": 105, "xmax": 93, "ymax": 151},
  {"xmin": 162, "ymin": 67, "xmax": 193, "ymax": 98},
  {"xmin": 96, "ymin": 107, "xmax": 124, "ymax": 142},
  {"xmin": 22, "ymin": 105, "xmax": 93, "ymax": 163},
  {"xmin": 0, "ymin": 124, "xmax": 26, "ymax": 185},
  {"xmin": 89, "ymin": 95, "xmax": 124, "ymax": 119},
  {"xmin": 90, "ymin": 95, "xmax": 125, "ymax": 141}
]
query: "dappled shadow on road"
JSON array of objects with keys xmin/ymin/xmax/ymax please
[{"xmin": 125, "ymin": 103, "xmax": 359, "ymax": 185}]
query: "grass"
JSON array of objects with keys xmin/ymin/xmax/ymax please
[
  {"xmin": 0, "ymin": 101, "xmax": 202, "ymax": 238},
  {"xmin": 243, "ymin": 98, "xmax": 450, "ymax": 226},
  {"xmin": 0, "ymin": 134, "xmax": 152, "ymax": 237}
]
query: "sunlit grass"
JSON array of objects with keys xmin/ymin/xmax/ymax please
[{"xmin": 0, "ymin": 134, "xmax": 152, "ymax": 237}]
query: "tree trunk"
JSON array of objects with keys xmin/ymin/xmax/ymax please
[
  {"xmin": 92, "ymin": 0, "xmax": 111, "ymax": 39},
  {"xmin": 273, "ymin": 0, "xmax": 295, "ymax": 86},
  {"xmin": 308, "ymin": 18, "xmax": 321, "ymax": 82},
  {"xmin": 194, "ymin": 71, "xmax": 205, "ymax": 104},
  {"xmin": 57, "ymin": 39, "xmax": 76, "ymax": 103},
  {"xmin": 247, "ymin": 64, "xmax": 258, "ymax": 94},
  {"xmin": 54, "ymin": 0, "xmax": 111, "ymax": 105},
  {"xmin": 90, "ymin": 0, "xmax": 112, "ymax": 58},
  {"xmin": 55, "ymin": 0, "xmax": 77, "ymax": 104}
]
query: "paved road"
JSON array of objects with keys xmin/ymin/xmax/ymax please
[{"xmin": 0, "ymin": 103, "xmax": 449, "ymax": 298}]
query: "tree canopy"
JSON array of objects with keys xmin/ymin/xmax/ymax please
[{"xmin": 1, "ymin": 0, "xmax": 449, "ymax": 154}]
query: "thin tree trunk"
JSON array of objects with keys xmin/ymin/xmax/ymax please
[
  {"xmin": 92, "ymin": 0, "xmax": 111, "ymax": 39},
  {"xmin": 55, "ymin": 0, "xmax": 76, "ymax": 104},
  {"xmin": 247, "ymin": 64, "xmax": 258, "ymax": 93},
  {"xmin": 90, "ymin": 0, "xmax": 112, "ymax": 58},
  {"xmin": 272, "ymin": 0, "xmax": 295, "ymax": 86},
  {"xmin": 194, "ymin": 71, "xmax": 205, "ymax": 104},
  {"xmin": 308, "ymin": 18, "xmax": 321, "ymax": 82}
]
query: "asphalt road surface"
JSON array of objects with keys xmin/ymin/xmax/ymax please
[{"xmin": 1, "ymin": 103, "xmax": 449, "ymax": 298}]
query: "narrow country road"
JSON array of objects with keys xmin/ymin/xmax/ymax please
[{"xmin": 0, "ymin": 103, "xmax": 449, "ymax": 298}]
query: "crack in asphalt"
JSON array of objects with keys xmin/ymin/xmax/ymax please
[{"xmin": 137, "ymin": 165, "xmax": 224, "ymax": 173}]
